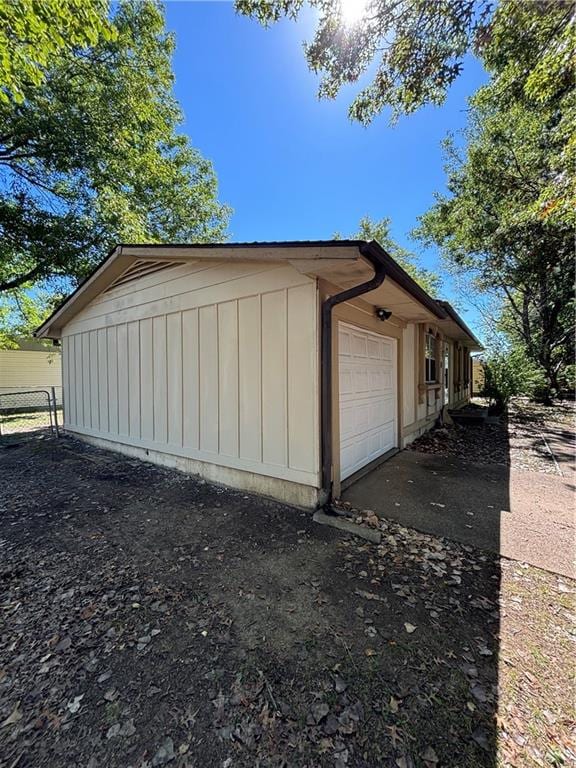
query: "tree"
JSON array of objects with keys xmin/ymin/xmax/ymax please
[
  {"xmin": 0, "ymin": 290, "xmax": 55, "ymax": 348},
  {"xmin": 417, "ymin": 3, "xmax": 574, "ymax": 397},
  {"xmin": 0, "ymin": 0, "xmax": 115, "ymax": 104},
  {"xmin": 0, "ymin": 0, "xmax": 230, "ymax": 340},
  {"xmin": 240, "ymin": 0, "xmax": 551, "ymax": 123},
  {"xmin": 338, "ymin": 216, "xmax": 441, "ymax": 296}
]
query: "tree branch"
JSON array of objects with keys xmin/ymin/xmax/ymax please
[{"xmin": 0, "ymin": 265, "xmax": 45, "ymax": 293}]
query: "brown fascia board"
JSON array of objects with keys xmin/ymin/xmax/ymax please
[
  {"xmin": 120, "ymin": 239, "xmax": 366, "ymax": 251},
  {"xmin": 436, "ymin": 300, "xmax": 483, "ymax": 348}
]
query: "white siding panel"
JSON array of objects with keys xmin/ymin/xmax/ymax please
[
  {"xmin": 117, "ymin": 324, "xmax": 129, "ymax": 436},
  {"xmin": 166, "ymin": 313, "xmax": 183, "ymax": 447},
  {"xmin": 75, "ymin": 333, "xmax": 84, "ymax": 426},
  {"xmin": 238, "ymin": 295, "xmax": 261, "ymax": 462},
  {"xmin": 60, "ymin": 340, "xmax": 68, "ymax": 421},
  {"xmin": 107, "ymin": 326, "xmax": 119, "ymax": 434},
  {"xmin": 402, "ymin": 323, "xmax": 416, "ymax": 428},
  {"xmin": 98, "ymin": 328, "xmax": 109, "ymax": 433},
  {"xmin": 261, "ymin": 290, "xmax": 287, "ymax": 466},
  {"xmin": 82, "ymin": 333, "xmax": 91, "ymax": 428},
  {"xmin": 152, "ymin": 315, "xmax": 168, "ymax": 444},
  {"xmin": 61, "ymin": 260, "xmax": 320, "ymax": 488},
  {"xmin": 89, "ymin": 330, "xmax": 99, "ymax": 430},
  {"xmin": 218, "ymin": 301, "xmax": 239, "ymax": 458},
  {"xmin": 199, "ymin": 305, "xmax": 218, "ymax": 453},
  {"xmin": 66, "ymin": 337, "xmax": 76, "ymax": 426},
  {"xmin": 182, "ymin": 308, "xmax": 199, "ymax": 449},
  {"xmin": 78, "ymin": 261, "xmax": 272, "ymax": 324},
  {"xmin": 65, "ymin": 265, "xmax": 308, "ymax": 336},
  {"xmin": 287, "ymin": 284, "xmax": 317, "ymax": 473},
  {"xmin": 140, "ymin": 318, "xmax": 154, "ymax": 441}
]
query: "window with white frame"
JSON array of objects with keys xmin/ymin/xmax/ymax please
[{"xmin": 425, "ymin": 333, "xmax": 437, "ymax": 383}]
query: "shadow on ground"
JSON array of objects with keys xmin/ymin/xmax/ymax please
[{"xmin": 0, "ymin": 431, "xmax": 517, "ymax": 767}]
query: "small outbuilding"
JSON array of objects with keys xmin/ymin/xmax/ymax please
[{"xmin": 36, "ymin": 241, "xmax": 482, "ymax": 507}]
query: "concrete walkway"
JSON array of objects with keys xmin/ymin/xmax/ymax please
[{"xmin": 342, "ymin": 450, "xmax": 575, "ymax": 579}]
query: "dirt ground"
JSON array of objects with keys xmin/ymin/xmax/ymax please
[
  {"xmin": 408, "ymin": 399, "xmax": 575, "ymax": 476},
  {"xmin": 0, "ymin": 433, "xmax": 574, "ymax": 768}
]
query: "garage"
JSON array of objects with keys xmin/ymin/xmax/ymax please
[
  {"xmin": 338, "ymin": 322, "xmax": 398, "ymax": 481},
  {"xmin": 35, "ymin": 240, "xmax": 480, "ymax": 508}
]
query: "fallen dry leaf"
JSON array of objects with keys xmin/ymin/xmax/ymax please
[
  {"xmin": 1, "ymin": 703, "xmax": 22, "ymax": 728},
  {"xmin": 421, "ymin": 745, "xmax": 439, "ymax": 765}
]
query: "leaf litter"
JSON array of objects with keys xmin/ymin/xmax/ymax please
[{"xmin": 0, "ymin": 435, "xmax": 573, "ymax": 767}]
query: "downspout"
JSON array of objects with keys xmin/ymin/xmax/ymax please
[{"xmin": 319, "ymin": 243, "xmax": 387, "ymax": 510}]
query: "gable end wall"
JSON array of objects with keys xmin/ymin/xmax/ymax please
[{"xmin": 61, "ymin": 260, "xmax": 320, "ymax": 505}]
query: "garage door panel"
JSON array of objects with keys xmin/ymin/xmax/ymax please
[
  {"xmin": 340, "ymin": 422, "xmax": 395, "ymax": 476},
  {"xmin": 367, "ymin": 338, "xmax": 381, "ymax": 358},
  {"xmin": 351, "ymin": 334, "xmax": 368, "ymax": 357},
  {"xmin": 339, "ymin": 323, "xmax": 397, "ymax": 481}
]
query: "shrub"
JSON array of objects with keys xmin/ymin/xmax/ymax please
[{"xmin": 481, "ymin": 351, "xmax": 545, "ymax": 413}]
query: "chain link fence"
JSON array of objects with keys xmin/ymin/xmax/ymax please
[{"xmin": 0, "ymin": 389, "xmax": 61, "ymax": 442}]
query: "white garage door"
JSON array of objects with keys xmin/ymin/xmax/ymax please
[{"xmin": 339, "ymin": 323, "xmax": 397, "ymax": 480}]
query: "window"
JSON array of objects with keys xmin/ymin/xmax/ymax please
[{"xmin": 425, "ymin": 333, "xmax": 437, "ymax": 383}]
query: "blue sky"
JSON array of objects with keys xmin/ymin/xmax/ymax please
[{"xmin": 165, "ymin": 1, "xmax": 487, "ymax": 329}]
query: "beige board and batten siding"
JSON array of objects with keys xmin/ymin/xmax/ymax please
[
  {"xmin": 400, "ymin": 322, "xmax": 445, "ymax": 446},
  {"xmin": 61, "ymin": 259, "xmax": 320, "ymax": 506},
  {"xmin": 0, "ymin": 349, "xmax": 62, "ymax": 403}
]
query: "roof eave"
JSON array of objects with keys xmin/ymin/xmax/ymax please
[
  {"xmin": 35, "ymin": 245, "xmax": 126, "ymax": 339},
  {"xmin": 34, "ymin": 240, "xmax": 482, "ymax": 349},
  {"xmin": 436, "ymin": 300, "xmax": 483, "ymax": 350},
  {"xmin": 362, "ymin": 241, "xmax": 447, "ymax": 320}
]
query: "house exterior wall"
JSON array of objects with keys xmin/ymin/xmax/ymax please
[
  {"xmin": 401, "ymin": 326, "xmax": 472, "ymax": 446},
  {"xmin": 61, "ymin": 260, "xmax": 320, "ymax": 506},
  {"xmin": 0, "ymin": 349, "xmax": 62, "ymax": 404}
]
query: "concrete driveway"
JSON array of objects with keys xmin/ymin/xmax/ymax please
[{"xmin": 342, "ymin": 450, "xmax": 575, "ymax": 578}]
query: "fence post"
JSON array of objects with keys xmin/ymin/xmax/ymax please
[{"xmin": 51, "ymin": 387, "xmax": 60, "ymax": 438}]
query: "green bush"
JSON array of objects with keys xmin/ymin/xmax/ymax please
[{"xmin": 481, "ymin": 351, "xmax": 546, "ymax": 412}]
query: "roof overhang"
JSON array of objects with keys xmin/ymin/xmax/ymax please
[
  {"xmin": 304, "ymin": 240, "xmax": 446, "ymax": 324},
  {"xmin": 34, "ymin": 241, "xmax": 481, "ymax": 349},
  {"xmin": 436, "ymin": 300, "xmax": 483, "ymax": 351}
]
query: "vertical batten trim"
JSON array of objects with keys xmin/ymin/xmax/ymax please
[
  {"xmin": 216, "ymin": 303, "xmax": 220, "ymax": 454},
  {"xmin": 259, "ymin": 293, "xmax": 264, "ymax": 463},
  {"xmin": 236, "ymin": 299, "xmax": 240, "ymax": 457},
  {"xmin": 284, "ymin": 288, "xmax": 289, "ymax": 468},
  {"xmin": 196, "ymin": 308, "xmax": 200, "ymax": 449}
]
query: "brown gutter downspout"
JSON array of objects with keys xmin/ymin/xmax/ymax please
[{"xmin": 319, "ymin": 243, "xmax": 386, "ymax": 510}]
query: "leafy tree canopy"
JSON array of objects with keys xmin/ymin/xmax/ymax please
[
  {"xmin": 0, "ymin": 0, "xmax": 115, "ymax": 104},
  {"xmin": 0, "ymin": 0, "xmax": 230, "ymax": 344},
  {"xmin": 416, "ymin": 2, "xmax": 574, "ymax": 393},
  {"xmin": 0, "ymin": 290, "xmax": 55, "ymax": 348},
  {"xmin": 337, "ymin": 215, "xmax": 441, "ymax": 297},
  {"xmin": 237, "ymin": 1, "xmax": 572, "ymax": 127},
  {"xmin": 237, "ymin": 0, "xmax": 493, "ymax": 122}
]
